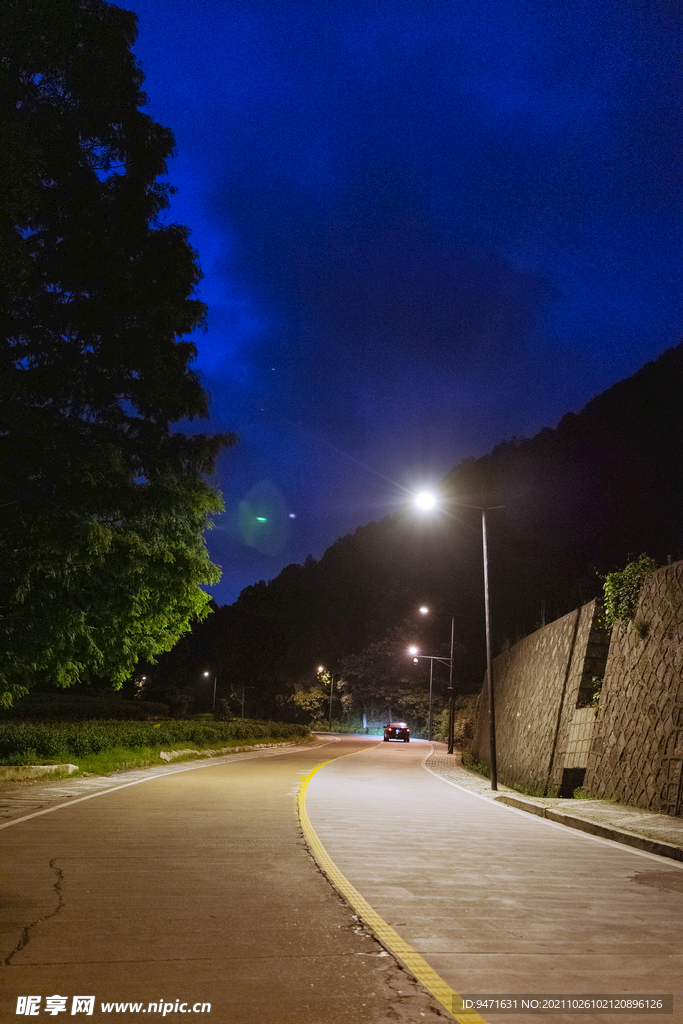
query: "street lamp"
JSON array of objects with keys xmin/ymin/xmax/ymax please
[
  {"xmin": 416, "ymin": 606, "xmax": 455, "ymax": 747},
  {"xmin": 318, "ymin": 665, "xmax": 334, "ymax": 734},
  {"xmin": 203, "ymin": 670, "xmax": 217, "ymax": 713},
  {"xmin": 408, "ymin": 648, "xmax": 453, "ymax": 744},
  {"xmin": 413, "ymin": 492, "xmax": 502, "ymax": 790}
]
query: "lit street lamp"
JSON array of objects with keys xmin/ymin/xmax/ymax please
[
  {"xmin": 318, "ymin": 665, "xmax": 334, "ymax": 733},
  {"xmin": 408, "ymin": 645, "xmax": 452, "ymax": 742},
  {"xmin": 203, "ymin": 670, "xmax": 217, "ymax": 713},
  {"xmin": 416, "ymin": 605, "xmax": 455, "ymax": 746},
  {"xmin": 414, "ymin": 492, "xmax": 502, "ymax": 790}
]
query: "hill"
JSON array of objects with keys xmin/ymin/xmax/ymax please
[{"xmin": 146, "ymin": 341, "xmax": 683, "ymax": 707}]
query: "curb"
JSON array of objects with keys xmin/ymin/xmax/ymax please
[
  {"xmin": 494, "ymin": 794, "xmax": 683, "ymax": 863},
  {"xmin": 0, "ymin": 764, "xmax": 79, "ymax": 781}
]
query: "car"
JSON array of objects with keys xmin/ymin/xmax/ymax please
[{"xmin": 383, "ymin": 721, "xmax": 410, "ymax": 742}]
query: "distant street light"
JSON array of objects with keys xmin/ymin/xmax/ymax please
[
  {"xmin": 408, "ymin": 605, "xmax": 454, "ymax": 743},
  {"xmin": 414, "ymin": 606, "xmax": 455, "ymax": 746},
  {"xmin": 413, "ymin": 492, "xmax": 503, "ymax": 790},
  {"xmin": 203, "ymin": 670, "xmax": 217, "ymax": 713},
  {"xmin": 317, "ymin": 665, "xmax": 334, "ymax": 733}
]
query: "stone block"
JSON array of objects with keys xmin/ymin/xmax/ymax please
[{"xmin": 0, "ymin": 764, "xmax": 79, "ymax": 781}]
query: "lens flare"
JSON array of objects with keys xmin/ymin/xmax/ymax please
[{"xmin": 414, "ymin": 491, "xmax": 437, "ymax": 511}]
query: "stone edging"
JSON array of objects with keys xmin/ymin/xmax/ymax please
[{"xmin": 0, "ymin": 764, "xmax": 79, "ymax": 782}]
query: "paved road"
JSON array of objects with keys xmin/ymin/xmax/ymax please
[
  {"xmin": 306, "ymin": 738, "xmax": 683, "ymax": 1023},
  {"xmin": 2, "ymin": 736, "xmax": 682, "ymax": 1024},
  {"xmin": 0, "ymin": 739, "xmax": 446, "ymax": 1024}
]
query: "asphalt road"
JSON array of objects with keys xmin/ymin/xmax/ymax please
[
  {"xmin": 1, "ymin": 735, "xmax": 682, "ymax": 1024},
  {"xmin": 0, "ymin": 738, "xmax": 446, "ymax": 1024}
]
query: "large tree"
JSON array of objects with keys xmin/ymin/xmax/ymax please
[{"xmin": 0, "ymin": 0, "xmax": 235, "ymax": 704}]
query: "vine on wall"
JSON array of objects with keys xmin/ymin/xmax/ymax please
[{"xmin": 601, "ymin": 555, "xmax": 659, "ymax": 630}]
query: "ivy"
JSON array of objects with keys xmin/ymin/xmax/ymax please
[{"xmin": 601, "ymin": 555, "xmax": 659, "ymax": 630}]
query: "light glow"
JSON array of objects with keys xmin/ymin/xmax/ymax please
[
  {"xmin": 408, "ymin": 645, "xmax": 418, "ymax": 655},
  {"xmin": 414, "ymin": 491, "xmax": 437, "ymax": 511}
]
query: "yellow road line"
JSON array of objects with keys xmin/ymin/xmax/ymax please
[{"xmin": 297, "ymin": 754, "xmax": 490, "ymax": 1024}]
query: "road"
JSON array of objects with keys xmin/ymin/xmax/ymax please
[
  {"xmin": 306, "ymin": 738, "xmax": 683, "ymax": 1023},
  {"xmin": 1, "ymin": 736, "xmax": 682, "ymax": 1024}
]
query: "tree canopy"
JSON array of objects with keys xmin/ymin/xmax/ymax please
[{"xmin": 0, "ymin": 0, "xmax": 236, "ymax": 704}]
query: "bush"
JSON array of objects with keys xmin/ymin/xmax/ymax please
[
  {"xmin": 602, "ymin": 554, "xmax": 659, "ymax": 630},
  {"xmin": 0, "ymin": 719, "xmax": 310, "ymax": 764},
  {"xmin": 432, "ymin": 695, "xmax": 478, "ymax": 745}
]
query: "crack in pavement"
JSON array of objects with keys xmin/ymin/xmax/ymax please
[{"xmin": 4, "ymin": 858, "xmax": 65, "ymax": 967}]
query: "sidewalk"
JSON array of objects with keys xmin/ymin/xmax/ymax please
[{"xmin": 426, "ymin": 745, "xmax": 683, "ymax": 863}]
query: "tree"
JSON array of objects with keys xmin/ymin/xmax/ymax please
[
  {"xmin": 0, "ymin": 0, "xmax": 236, "ymax": 705},
  {"xmin": 289, "ymin": 683, "xmax": 328, "ymax": 723}
]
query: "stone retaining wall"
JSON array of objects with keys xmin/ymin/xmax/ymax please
[
  {"xmin": 472, "ymin": 559, "xmax": 683, "ymax": 814},
  {"xmin": 472, "ymin": 600, "xmax": 609, "ymax": 794},
  {"xmin": 584, "ymin": 561, "xmax": 683, "ymax": 815}
]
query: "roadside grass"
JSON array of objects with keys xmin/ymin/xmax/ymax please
[
  {"xmin": 461, "ymin": 751, "xmax": 490, "ymax": 777},
  {"xmin": 511, "ymin": 781, "xmax": 547, "ymax": 798},
  {"xmin": 0, "ymin": 719, "xmax": 313, "ymax": 775}
]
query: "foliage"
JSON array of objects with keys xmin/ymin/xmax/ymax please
[
  {"xmin": 461, "ymin": 750, "xmax": 490, "ymax": 777},
  {"xmin": 601, "ymin": 555, "xmax": 659, "ymax": 630},
  {"xmin": 290, "ymin": 682, "xmax": 329, "ymax": 721},
  {"xmin": 0, "ymin": 718, "xmax": 309, "ymax": 763},
  {"xmin": 309, "ymin": 717, "xmax": 375, "ymax": 734},
  {"xmin": 0, "ymin": 0, "xmax": 236, "ymax": 704},
  {"xmin": 431, "ymin": 694, "xmax": 478, "ymax": 745}
]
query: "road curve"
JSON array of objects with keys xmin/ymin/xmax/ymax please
[{"xmin": 0, "ymin": 737, "xmax": 447, "ymax": 1024}]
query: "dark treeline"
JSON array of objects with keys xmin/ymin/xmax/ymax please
[{"xmin": 144, "ymin": 342, "xmax": 683, "ymax": 719}]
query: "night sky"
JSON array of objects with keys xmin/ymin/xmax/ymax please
[{"xmin": 124, "ymin": 0, "xmax": 682, "ymax": 605}]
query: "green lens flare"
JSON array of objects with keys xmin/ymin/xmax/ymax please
[{"xmin": 238, "ymin": 481, "xmax": 290, "ymax": 555}]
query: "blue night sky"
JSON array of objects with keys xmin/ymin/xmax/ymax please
[{"xmin": 124, "ymin": 0, "xmax": 682, "ymax": 605}]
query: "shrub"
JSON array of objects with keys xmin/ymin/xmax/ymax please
[
  {"xmin": 602, "ymin": 555, "xmax": 659, "ymax": 630},
  {"xmin": 0, "ymin": 719, "xmax": 310, "ymax": 763}
]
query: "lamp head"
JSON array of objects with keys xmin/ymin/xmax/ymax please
[{"xmin": 414, "ymin": 491, "xmax": 437, "ymax": 511}]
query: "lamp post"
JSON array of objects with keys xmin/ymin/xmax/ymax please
[
  {"xmin": 414, "ymin": 492, "xmax": 502, "ymax": 790},
  {"xmin": 415, "ymin": 605, "xmax": 455, "ymax": 745},
  {"xmin": 203, "ymin": 670, "xmax": 217, "ymax": 713},
  {"xmin": 318, "ymin": 665, "xmax": 334, "ymax": 734},
  {"xmin": 408, "ymin": 645, "xmax": 452, "ymax": 742}
]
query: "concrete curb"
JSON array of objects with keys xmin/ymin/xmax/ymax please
[
  {"xmin": 494, "ymin": 793, "xmax": 683, "ymax": 863},
  {"xmin": 0, "ymin": 764, "xmax": 79, "ymax": 781}
]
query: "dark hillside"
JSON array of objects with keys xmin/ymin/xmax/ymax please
[{"xmin": 149, "ymin": 341, "xmax": 683, "ymax": 702}]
